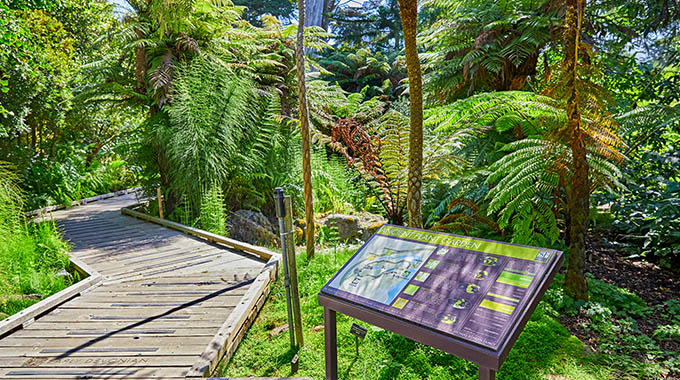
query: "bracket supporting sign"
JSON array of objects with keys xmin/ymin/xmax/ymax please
[{"xmin": 318, "ymin": 224, "xmax": 563, "ymax": 380}]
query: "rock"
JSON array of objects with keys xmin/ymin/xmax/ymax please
[
  {"xmin": 311, "ymin": 325, "xmax": 324, "ymax": 333},
  {"xmin": 269, "ymin": 324, "xmax": 289, "ymax": 338},
  {"xmin": 319, "ymin": 214, "xmax": 362, "ymax": 242},
  {"xmin": 56, "ymin": 269, "xmax": 71, "ymax": 278},
  {"xmin": 362, "ymin": 220, "xmax": 388, "ymax": 241},
  {"xmin": 318, "ymin": 212, "xmax": 387, "ymax": 243},
  {"xmin": 227, "ymin": 210, "xmax": 278, "ymax": 247}
]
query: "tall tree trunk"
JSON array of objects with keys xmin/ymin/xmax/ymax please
[
  {"xmin": 563, "ymin": 0, "xmax": 589, "ymax": 301},
  {"xmin": 321, "ymin": 0, "xmax": 334, "ymax": 31},
  {"xmin": 297, "ymin": 0, "xmax": 316, "ymax": 259},
  {"xmin": 398, "ymin": 0, "xmax": 424, "ymax": 228},
  {"xmin": 305, "ymin": 0, "xmax": 324, "ymax": 28}
]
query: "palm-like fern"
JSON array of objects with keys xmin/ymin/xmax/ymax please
[
  {"xmin": 165, "ymin": 56, "xmax": 259, "ymax": 206},
  {"xmin": 426, "ymin": 91, "xmax": 624, "ymax": 245},
  {"xmin": 420, "ymin": 0, "xmax": 560, "ymax": 103},
  {"xmin": 328, "ymin": 99, "xmax": 467, "ymax": 224},
  {"xmin": 319, "ymin": 48, "xmax": 406, "ymax": 98}
]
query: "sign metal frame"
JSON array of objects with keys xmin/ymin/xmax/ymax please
[{"xmin": 318, "ymin": 225, "xmax": 564, "ymax": 380}]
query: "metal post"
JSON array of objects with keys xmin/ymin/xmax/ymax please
[
  {"xmin": 274, "ymin": 188, "xmax": 295, "ymax": 348},
  {"xmin": 478, "ymin": 367, "xmax": 496, "ymax": 380},
  {"xmin": 284, "ymin": 196, "xmax": 304, "ymax": 346},
  {"xmin": 324, "ymin": 307, "xmax": 338, "ymax": 380}
]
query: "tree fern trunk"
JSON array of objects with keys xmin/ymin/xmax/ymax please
[
  {"xmin": 398, "ymin": 0, "xmax": 424, "ymax": 228},
  {"xmin": 563, "ymin": 0, "xmax": 589, "ymax": 301},
  {"xmin": 297, "ymin": 0, "xmax": 316, "ymax": 258}
]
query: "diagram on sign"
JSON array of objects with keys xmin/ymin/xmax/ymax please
[{"xmin": 327, "ymin": 238, "xmax": 436, "ymax": 305}]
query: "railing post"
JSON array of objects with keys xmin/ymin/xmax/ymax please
[
  {"xmin": 285, "ymin": 195, "xmax": 304, "ymax": 346},
  {"xmin": 157, "ymin": 187, "xmax": 164, "ymax": 219}
]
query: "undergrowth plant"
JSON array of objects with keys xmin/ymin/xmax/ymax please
[
  {"xmin": 200, "ymin": 184, "xmax": 227, "ymax": 235},
  {"xmin": 0, "ymin": 163, "xmax": 73, "ymax": 318}
]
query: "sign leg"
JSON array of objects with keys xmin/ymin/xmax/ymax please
[
  {"xmin": 479, "ymin": 366, "xmax": 496, "ymax": 380},
  {"xmin": 324, "ymin": 308, "xmax": 338, "ymax": 380}
]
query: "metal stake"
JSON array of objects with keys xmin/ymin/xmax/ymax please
[{"xmin": 274, "ymin": 187, "xmax": 296, "ymax": 348}]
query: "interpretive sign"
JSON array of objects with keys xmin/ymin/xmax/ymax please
[{"xmin": 318, "ymin": 224, "xmax": 563, "ymax": 380}]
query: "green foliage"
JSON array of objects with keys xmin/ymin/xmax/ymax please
[
  {"xmin": 426, "ymin": 91, "xmax": 623, "ymax": 246},
  {"xmin": 0, "ymin": 163, "xmax": 73, "ymax": 318},
  {"xmin": 319, "ymin": 48, "xmax": 406, "ymax": 99},
  {"xmin": 288, "ymin": 147, "xmax": 363, "ymax": 215},
  {"xmin": 166, "ymin": 56, "xmax": 260, "ymax": 205},
  {"xmin": 327, "ymin": 0, "xmax": 403, "ymax": 52},
  {"xmin": 653, "ymin": 325, "xmax": 680, "ymax": 342},
  {"xmin": 328, "ymin": 97, "xmax": 466, "ymax": 224},
  {"xmin": 602, "ymin": 104, "xmax": 680, "ymax": 267},
  {"xmin": 420, "ymin": 0, "xmax": 558, "ymax": 103},
  {"xmin": 200, "ymin": 185, "xmax": 227, "ymax": 235},
  {"xmin": 586, "ymin": 274, "xmax": 650, "ymax": 318},
  {"xmin": 233, "ymin": 0, "xmax": 294, "ymax": 25}
]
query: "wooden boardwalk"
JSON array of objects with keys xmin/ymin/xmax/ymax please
[{"xmin": 0, "ymin": 193, "xmax": 277, "ymax": 379}]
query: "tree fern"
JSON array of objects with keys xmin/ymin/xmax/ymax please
[
  {"xmin": 420, "ymin": 0, "xmax": 559, "ymax": 103},
  {"xmin": 426, "ymin": 91, "xmax": 624, "ymax": 245}
]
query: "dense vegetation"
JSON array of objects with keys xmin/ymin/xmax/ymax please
[
  {"xmin": 0, "ymin": 164, "xmax": 73, "ymax": 318},
  {"xmin": 0, "ymin": 0, "xmax": 678, "ymax": 377}
]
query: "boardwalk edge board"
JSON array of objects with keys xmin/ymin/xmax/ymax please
[
  {"xmin": 187, "ymin": 254, "xmax": 280, "ymax": 377},
  {"xmin": 121, "ymin": 204, "xmax": 277, "ymax": 261},
  {"xmin": 0, "ymin": 256, "xmax": 103, "ymax": 338},
  {"xmin": 25, "ymin": 187, "xmax": 143, "ymax": 217}
]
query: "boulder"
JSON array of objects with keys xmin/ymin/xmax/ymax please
[
  {"xmin": 318, "ymin": 212, "xmax": 387, "ymax": 243},
  {"xmin": 362, "ymin": 220, "xmax": 388, "ymax": 241},
  {"xmin": 319, "ymin": 214, "xmax": 362, "ymax": 242},
  {"xmin": 227, "ymin": 210, "xmax": 278, "ymax": 247}
]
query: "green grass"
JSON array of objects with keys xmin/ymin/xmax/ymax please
[
  {"xmin": 0, "ymin": 220, "xmax": 74, "ymax": 318},
  {"xmin": 220, "ymin": 247, "xmax": 644, "ymax": 380}
]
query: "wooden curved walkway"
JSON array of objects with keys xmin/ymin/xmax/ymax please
[{"xmin": 0, "ymin": 193, "xmax": 277, "ymax": 379}]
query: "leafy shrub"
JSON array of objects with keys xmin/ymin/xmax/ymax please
[
  {"xmin": 200, "ymin": 185, "xmax": 227, "ymax": 235},
  {"xmin": 0, "ymin": 164, "xmax": 73, "ymax": 318},
  {"xmin": 587, "ymin": 274, "xmax": 651, "ymax": 318},
  {"xmin": 653, "ymin": 325, "xmax": 680, "ymax": 342},
  {"xmin": 288, "ymin": 147, "xmax": 364, "ymax": 216},
  {"xmin": 609, "ymin": 178, "xmax": 680, "ymax": 268}
]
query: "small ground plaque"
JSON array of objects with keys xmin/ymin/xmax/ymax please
[{"xmin": 318, "ymin": 224, "xmax": 563, "ymax": 380}]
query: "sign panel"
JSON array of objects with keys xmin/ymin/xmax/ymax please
[{"xmin": 321, "ymin": 225, "xmax": 562, "ymax": 351}]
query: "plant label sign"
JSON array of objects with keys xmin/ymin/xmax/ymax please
[{"xmin": 319, "ymin": 225, "xmax": 563, "ymax": 380}]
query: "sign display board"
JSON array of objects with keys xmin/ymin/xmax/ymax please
[{"xmin": 320, "ymin": 224, "xmax": 562, "ymax": 352}]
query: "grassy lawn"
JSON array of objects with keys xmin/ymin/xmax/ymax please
[
  {"xmin": 221, "ymin": 246, "xmax": 673, "ymax": 380},
  {"xmin": 0, "ymin": 220, "xmax": 74, "ymax": 318}
]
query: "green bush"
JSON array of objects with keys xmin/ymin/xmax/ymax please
[{"xmin": 0, "ymin": 163, "xmax": 73, "ymax": 318}]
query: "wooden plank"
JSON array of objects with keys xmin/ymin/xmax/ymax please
[
  {"xmin": 37, "ymin": 306, "xmax": 236, "ymax": 320},
  {"xmin": 9, "ymin": 327, "xmax": 220, "ymax": 338},
  {"xmin": 122, "ymin": 206, "xmax": 276, "ymax": 261},
  {"xmin": 0, "ymin": 336, "xmax": 210, "ymax": 348},
  {"xmin": 23, "ymin": 320, "xmax": 226, "ymax": 330},
  {"xmin": 0, "ymin": 345, "xmax": 206, "ymax": 357},
  {"xmin": 0, "ymin": 366, "xmax": 188, "ymax": 378},
  {"xmin": 186, "ymin": 256, "xmax": 279, "ymax": 377},
  {"xmin": 0, "ymin": 355, "xmax": 197, "ymax": 368},
  {"xmin": 0, "ymin": 266, "xmax": 102, "ymax": 338}
]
